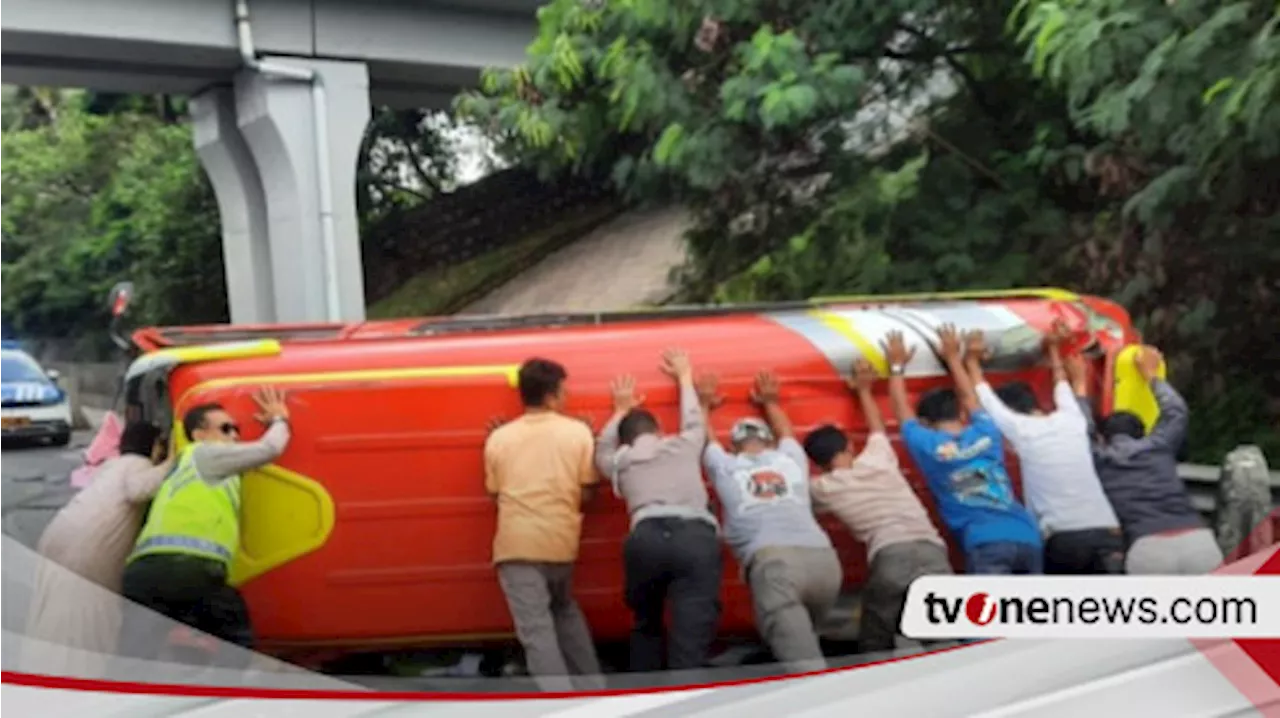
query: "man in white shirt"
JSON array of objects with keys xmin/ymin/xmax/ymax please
[
  {"xmin": 962, "ymin": 322, "xmax": 1124, "ymax": 574},
  {"xmin": 802, "ymin": 358, "xmax": 952, "ymax": 653}
]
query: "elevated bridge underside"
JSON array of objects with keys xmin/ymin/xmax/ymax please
[
  {"xmin": 3, "ymin": 0, "xmax": 538, "ymax": 108},
  {"xmin": 2, "ymin": 0, "xmax": 539, "ymax": 325}
]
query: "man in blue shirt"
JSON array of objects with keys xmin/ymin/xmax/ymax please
[{"xmin": 882, "ymin": 327, "xmax": 1042, "ymax": 575}]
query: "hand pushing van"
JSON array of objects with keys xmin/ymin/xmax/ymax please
[{"xmin": 118, "ymin": 387, "xmax": 290, "ymax": 666}]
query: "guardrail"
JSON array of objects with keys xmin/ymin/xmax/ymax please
[{"xmin": 1182, "ymin": 461, "xmax": 1280, "ymax": 517}]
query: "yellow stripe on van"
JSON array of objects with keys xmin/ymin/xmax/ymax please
[
  {"xmin": 1112, "ymin": 344, "xmax": 1167, "ymax": 433},
  {"xmin": 807, "ymin": 309, "xmax": 888, "ymax": 376},
  {"xmin": 811, "ymin": 287, "xmax": 1080, "ymax": 304},
  {"xmin": 152, "ymin": 339, "xmax": 283, "ymax": 365},
  {"xmin": 176, "ymin": 364, "xmax": 521, "ymax": 408},
  {"xmin": 168, "ymin": 363, "xmax": 519, "ymax": 586}
]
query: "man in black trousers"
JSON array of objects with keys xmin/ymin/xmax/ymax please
[{"xmin": 596, "ymin": 348, "xmax": 722, "ymax": 674}]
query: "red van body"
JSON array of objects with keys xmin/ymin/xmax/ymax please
[{"xmin": 124, "ymin": 290, "xmax": 1140, "ymax": 658}]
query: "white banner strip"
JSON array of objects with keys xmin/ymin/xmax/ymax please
[{"xmin": 901, "ymin": 576, "xmax": 1280, "ymax": 639}]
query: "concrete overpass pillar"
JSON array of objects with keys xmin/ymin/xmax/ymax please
[
  {"xmin": 233, "ymin": 57, "xmax": 371, "ymax": 323},
  {"xmin": 191, "ymin": 88, "xmax": 276, "ymax": 325}
]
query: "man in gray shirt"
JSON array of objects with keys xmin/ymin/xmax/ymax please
[
  {"xmin": 698, "ymin": 371, "xmax": 840, "ymax": 673},
  {"xmin": 1091, "ymin": 346, "xmax": 1222, "ymax": 575},
  {"xmin": 596, "ymin": 349, "xmax": 722, "ymax": 673}
]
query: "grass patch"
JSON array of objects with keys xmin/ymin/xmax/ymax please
[{"xmin": 368, "ymin": 202, "xmax": 623, "ymax": 319}]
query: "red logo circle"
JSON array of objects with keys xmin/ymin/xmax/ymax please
[{"xmin": 965, "ymin": 592, "xmax": 996, "ymax": 625}]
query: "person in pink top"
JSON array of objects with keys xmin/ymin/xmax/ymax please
[
  {"xmin": 801, "ymin": 358, "xmax": 954, "ymax": 653},
  {"xmin": 24, "ymin": 420, "xmax": 172, "ymax": 677}
]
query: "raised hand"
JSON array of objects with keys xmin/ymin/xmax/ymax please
[
  {"xmin": 696, "ymin": 373, "xmax": 724, "ymax": 411},
  {"xmin": 660, "ymin": 348, "xmax": 694, "ymax": 383},
  {"xmin": 847, "ymin": 357, "xmax": 879, "ymax": 393},
  {"xmin": 963, "ymin": 329, "xmax": 989, "ymax": 363},
  {"xmin": 750, "ymin": 370, "xmax": 781, "ymax": 406},
  {"xmin": 938, "ymin": 323, "xmax": 963, "ymax": 363},
  {"xmin": 1046, "ymin": 318, "xmax": 1073, "ymax": 347},
  {"xmin": 1136, "ymin": 345, "xmax": 1163, "ymax": 381},
  {"xmin": 881, "ymin": 330, "xmax": 916, "ymax": 369},
  {"xmin": 610, "ymin": 375, "xmax": 645, "ymax": 413},
  {"xmin": 253, "ymin": 386, "xmax": 290, "ymax": 424}
]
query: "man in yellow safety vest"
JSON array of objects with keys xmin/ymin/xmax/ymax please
[{"xmin": 117, "ymin": 387, "xmax": 290, "ymax": 667}]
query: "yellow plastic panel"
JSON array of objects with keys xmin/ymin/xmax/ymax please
[
  {"xmin": 1111, "ymin": 344, "xmax": 1168, "ymax": 433},
  {"xmin": 166, "ymin": 418, "xmax": 335, "ymax": 587},
  {"xmin": 229, "ymin": 463, "xmax": 335, "ymax": 587},
  {"xmin": 127, "ymin": 339, "xmax": 283, "ymax": 383}
]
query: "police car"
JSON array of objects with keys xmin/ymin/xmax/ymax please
[{"xmin": 1, "ymin": 341, "xmax": 72, "ymax": 446}]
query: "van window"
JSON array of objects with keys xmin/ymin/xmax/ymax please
[{"xmin": 123, "ymin": 369, "xmax": 174, "ymax": 437}]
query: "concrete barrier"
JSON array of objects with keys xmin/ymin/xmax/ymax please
[{"xmin": 44, "ymin": 361, "xmax": 122, "ymax": 430}]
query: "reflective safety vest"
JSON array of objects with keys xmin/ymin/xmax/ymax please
[{"xmin": 129, "ymin": 445, "xmax": 242, "ymax": 566}]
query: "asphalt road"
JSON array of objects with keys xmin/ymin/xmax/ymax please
[{"xmin": 2, "ymin": 430, "xmax": 94, "ymax": 548}]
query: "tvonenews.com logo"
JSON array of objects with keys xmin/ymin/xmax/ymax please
[
  {"xmin": 900, "ymin": 576, "xmax": 1280, "ymax": 639},
  {"xmin": 924, "ymin": 591, "xmax": 1257, "ymax": 627}
]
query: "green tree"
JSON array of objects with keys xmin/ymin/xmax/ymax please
[
  {"xmin": 2, "ymin": 101, "xmax": 226, "ymax": 356},
  {"xmin": 458, "ymin": 0, "xmax": 1279, "ymax": 461},
  {"xmin": 455, "ymin": 0, "xmax": 1079, "ymax": 292},
  {"xmin": 80, "ymin": 91, "xmax": 188, "ymax": 123},
  {"xmin": 357, "ymin": 107, "xmax": 464, "ymax": 224},
  {"xmin": 1, "ymin": 89, "xmax": 484, "ymax": 358},
  {"xmin": 1012, "ymin": 0, "xmax": 1280, "ymax": 460}
]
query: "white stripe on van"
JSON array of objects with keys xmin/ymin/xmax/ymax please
[{"xmin": 820, "ymin": 308, "xmax": 943, "ymax": 377}]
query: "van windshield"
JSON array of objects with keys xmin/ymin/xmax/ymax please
[{"xmin": 1, "ymin": 353, "xmax": 48, "ymax": 383}]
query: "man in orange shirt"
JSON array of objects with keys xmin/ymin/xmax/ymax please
[{"xmin": 484, "ymin": 358, "xmax": 604, "ymax": 691}]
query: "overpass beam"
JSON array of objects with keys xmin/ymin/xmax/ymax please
[
  {"xmin": 191, "ymin": 87, "xmax": 276, "ymax": 325},
  {"xmin": 234, "ymin": 57, "xmax": 371, "ymax": 323}
]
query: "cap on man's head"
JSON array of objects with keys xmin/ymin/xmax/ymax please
[{"xmin": 731, "ymin": 418, "xmax": 774, "ymax": 445}]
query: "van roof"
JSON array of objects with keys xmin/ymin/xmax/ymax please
[{"xmin": 131, "ymin": 288, "xmax": 1086, "ymax": 352}]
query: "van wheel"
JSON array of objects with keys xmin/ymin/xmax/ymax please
[{"xmin": 50, "ymin": 431, "xmax": 71, "ymax": 447}]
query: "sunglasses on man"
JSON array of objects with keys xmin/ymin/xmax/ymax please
[{"xmin": 218, "ymin": 422, "xmax": 241, "ymax": 437}]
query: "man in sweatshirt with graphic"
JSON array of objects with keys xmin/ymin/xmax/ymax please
[{"xmin": 886, "ymin": 328, "xmax": 1043, "ymax": 575}]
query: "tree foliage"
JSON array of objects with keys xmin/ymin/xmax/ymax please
[
  {"xmin": 358, "ymin": 108, "xmax": 465, "ymax": 224},
  {"xmin": 2, "ymin": 93, "xmax": 227, "ymax": 357},
  {"xmin": 1, "ymin": 95, "xmax": 486, "ymax": 358},
  {"xmin": 1011, "ymin": 0, "xmax": 1280, "ymax": 461},
  {"xmin": 458, "ymin": 0, "xmax": 1279, "ymax": 461},
  {"xmin": 456, "ymin": 0, "xmax": 1082, "ymax": 288}
]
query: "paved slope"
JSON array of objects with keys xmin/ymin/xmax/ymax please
[{"xmin": 458, "ymin": 207, "xmax": 691, "ymax": 315}]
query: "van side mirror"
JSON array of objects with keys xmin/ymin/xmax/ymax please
[
  {"xmin": 46, "ymin": 369, "xmax": 61, "ymax": 384},
  {"xmin": 107, "ymin": 281, "xmax": 136, "ymax": 352},
  {"xmin": 108, "ymin": 282, "xmax": 134, "ymax": 319}
]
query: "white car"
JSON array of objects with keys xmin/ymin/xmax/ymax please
[{"xmin": 1, "ymin": 343, "xmax": 72, "ymax": 446}]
